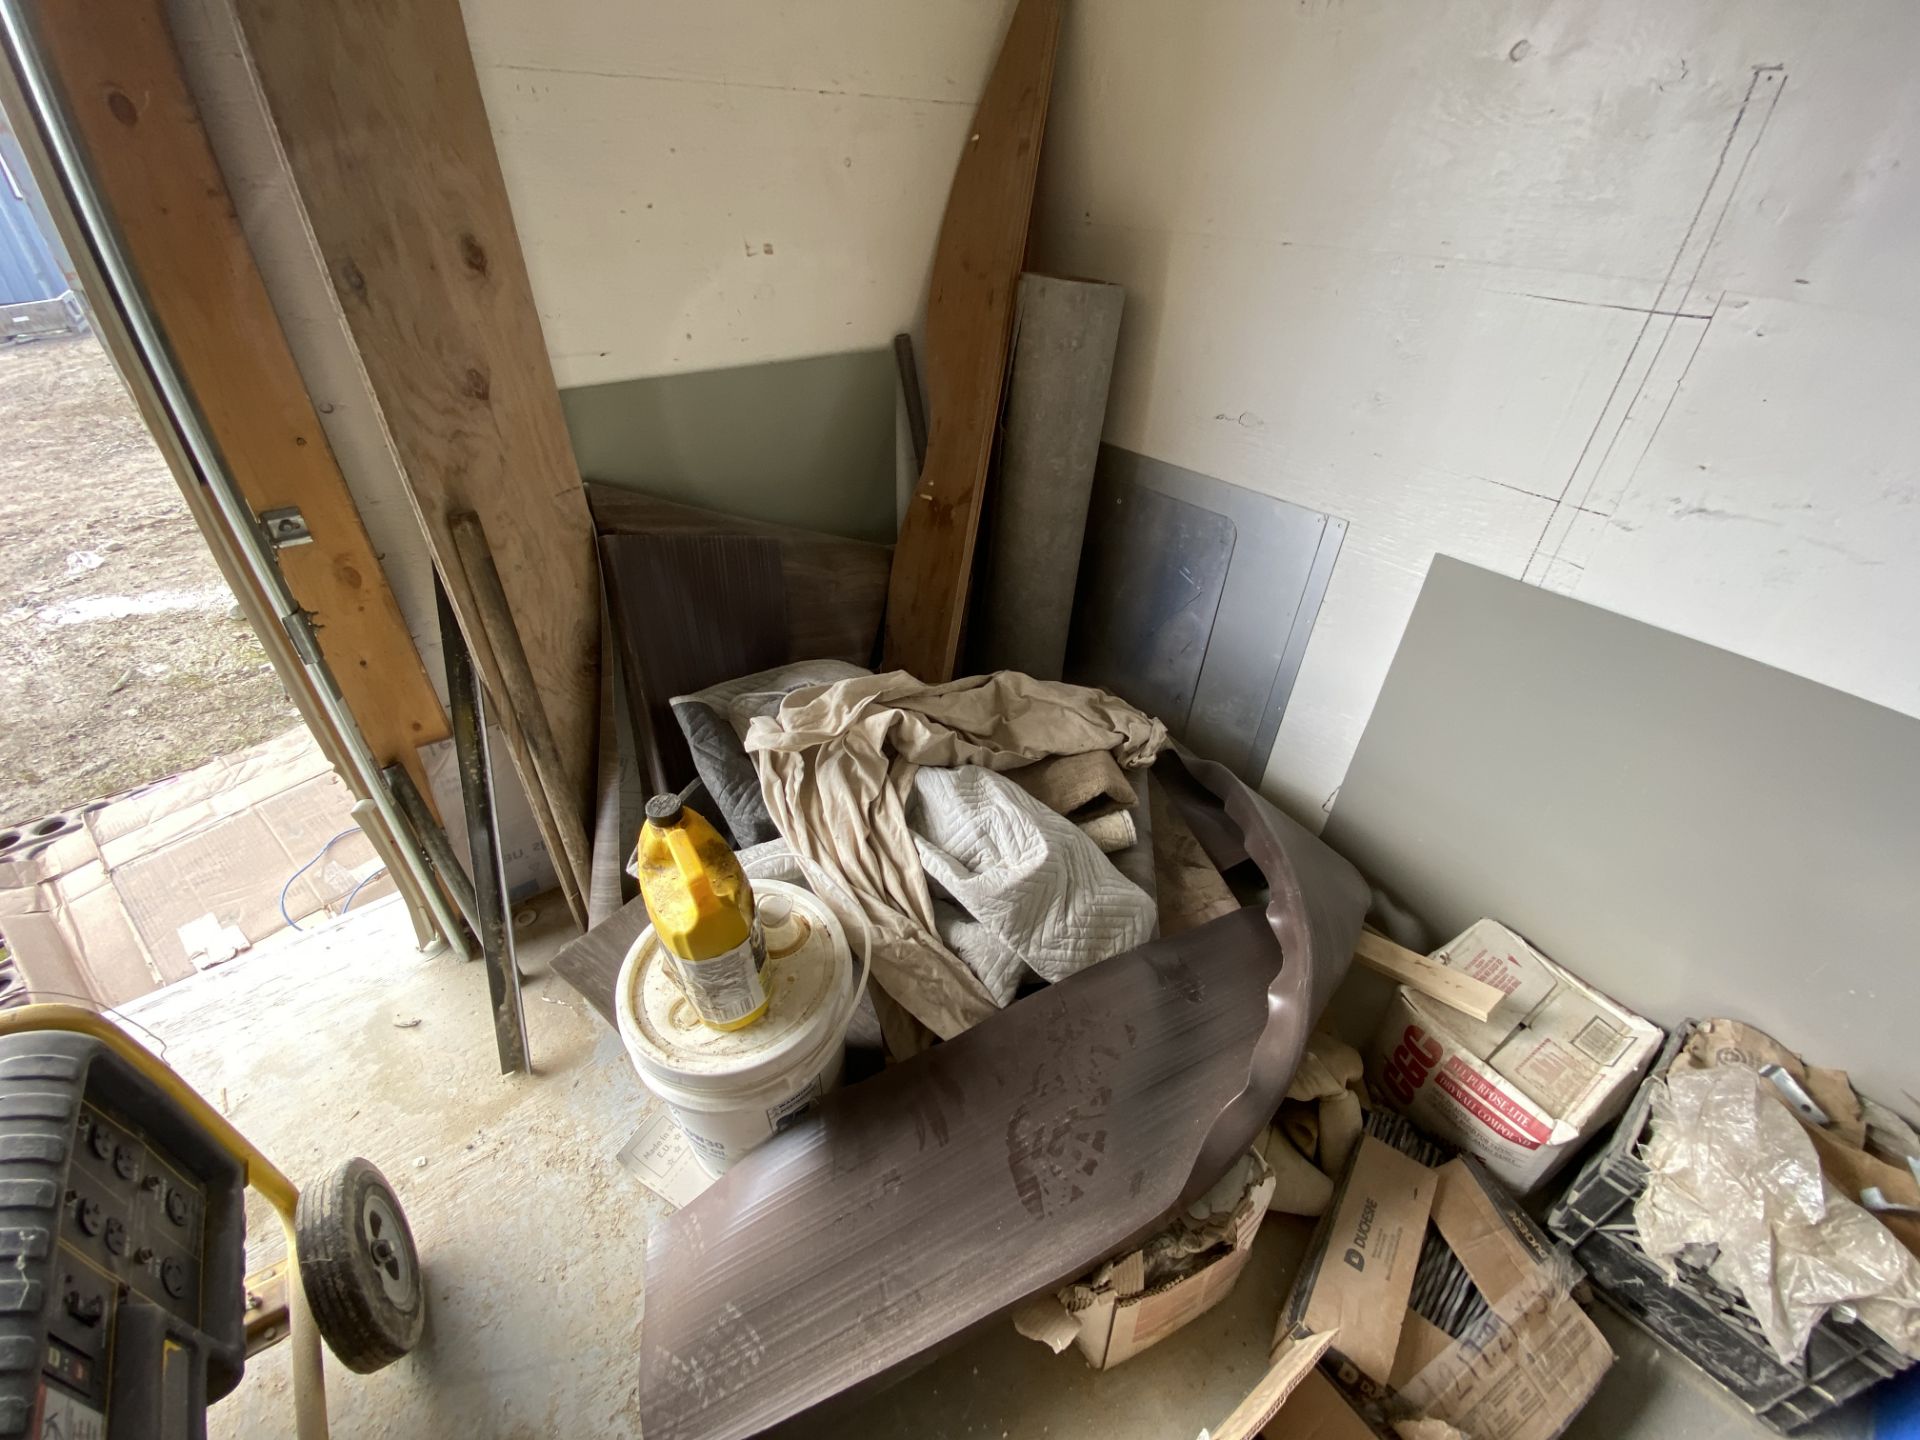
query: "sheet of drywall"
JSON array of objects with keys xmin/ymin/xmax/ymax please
[
  {"xmin": 1323, "ymin": 557, "xmax": 1920, "ymax": 1109},
  {"xmin": 461, "ymin": 0, "xmax": 1013, "ymax": 389},
  {"xmin": 561, "ymin": 350, "xmax": 897, "ymax": 545}
]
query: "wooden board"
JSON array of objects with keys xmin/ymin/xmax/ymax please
[
  {"xmin": 1352, "ymin": 929, "xmax": 1503, "ymax": 1022},
  {"xmin": 231, "ymin": 0, "xmax": 600, "ymax": 835},
  {"xmin": 586, "ymin": 484, "xmax": 887, "ymax": 666},
  {"xmin": 24, "ymin": 0, "xmax": 447, "ymax": 798},
  {"xmin": 881, "ymin": 0, "xmax": 1061, "ymax": 682}
]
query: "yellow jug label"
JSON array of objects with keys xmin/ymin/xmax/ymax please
[{"xmin": 674, "ymin": 923, "xmax": 769, "ymax": 1029}]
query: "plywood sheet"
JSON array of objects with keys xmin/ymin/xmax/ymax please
[
  {"xmin": 1324, "ymin": 557, "xmax": 1920, "ymax": 1106},
  {"xmin": 231, "ymin": 0, "xmax": 599, "ymax": 827}
]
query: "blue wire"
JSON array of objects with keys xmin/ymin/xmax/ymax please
[
  {"xmin": 338, "ymin": 866, "xmax": 389, "ymax": 916},
  {"xmin": 278, "ymin": 827, "xmax": 361, "ymax": 932}
]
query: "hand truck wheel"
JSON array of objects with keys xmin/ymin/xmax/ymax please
[{"xmin": 296, "ymin": 1156, "xmax": 427, "ymax": 1373}]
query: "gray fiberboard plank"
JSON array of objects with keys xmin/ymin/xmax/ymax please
[
  {"xmin": 970, "ymin": 274, "xmax": 1124, "ymax": 680},
  {"xmin": 1324, "ymin": 557, "xmax": 1920, "ymax": 1107}
]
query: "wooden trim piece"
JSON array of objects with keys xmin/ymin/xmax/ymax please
[
  {"xmin": 882, "ymin": 0, "xmax": 1062, "ymax": 682},
  {"xmin": 1353, "ymin": 930, "xmax": 1504, "ymax": 1022},
  {"xmin": 24, "ymin": 0, "xmax": 448, "ymax": 800},
  {"xmin": 450, "ymin": 513, "xmax": 591, "ymax": 926},
  {"xmin": 230, "ymin": 0, "xmax": 600, "ymax": 860}
]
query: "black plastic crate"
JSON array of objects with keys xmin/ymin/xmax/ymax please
[{"xmin": 1547, "ymin": 1021, "xmax": 1912, "ymax": 1432}]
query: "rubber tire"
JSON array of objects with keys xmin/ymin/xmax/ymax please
[{"xmin": 296, "ymin": 1157, "xmax": 426, "ymax": 1373}]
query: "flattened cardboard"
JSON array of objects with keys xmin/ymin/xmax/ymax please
[
  {"xmin": 0, "ymin": 728, "xmax": 366, "ymax": 1005},
  {"xmin": 1394, "ymin": 1160, "xmax": 1612, "ymax": 1440},
  {"xmin": 1395, "ymin": 1290, "xmax": 1610, "ymax": 1440},
  {"xmin": 1282, "ymin": 1134, "xmax": 1438, "ymax": 1387},
  {"xmin": 1260, "ymin": 1369, "xmax": 1375, "ymax": 1440}
]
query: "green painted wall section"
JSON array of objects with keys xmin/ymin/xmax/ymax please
[{"xmin": 560, "ymin": 348, "xmax": 897, "ymax": 545}]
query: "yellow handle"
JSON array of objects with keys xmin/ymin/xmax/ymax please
[{"xmin": 664, "ymin": 825, "xmax": 719, "ymax": 915}]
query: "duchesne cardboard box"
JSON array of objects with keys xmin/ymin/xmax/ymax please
[
  {"xmin": 1269, "ymin": 1135, "xmax": 1613, "ymax": 1440},
  {"xmin": 1367, "ymin": 918, "xmax": 1661, "ymax": 1194}
]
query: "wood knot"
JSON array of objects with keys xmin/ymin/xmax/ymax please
[
  {"xmin": 106, "ymin": 90, "xmax": 138, "ymax": 126},
  {"xmin": 461, "ymin": 367, "xmax": 491, "ymax": 401},
  {"xmin": 460, "ymin": 232, "xmax": 489, "ymax": 277}
]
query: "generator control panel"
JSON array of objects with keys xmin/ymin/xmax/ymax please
[{"xmin": 0, "ymin": 1034, "xmax": 246, "ymax": 1439}]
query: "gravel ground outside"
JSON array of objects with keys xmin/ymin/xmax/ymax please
[{"xmin": 0, "ymin": 333, "xmax": 303, "ymax": 825}]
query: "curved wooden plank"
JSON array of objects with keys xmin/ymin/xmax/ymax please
[
  {"xmin": 232, "ymin": 0, "xmax": 601, "ymax": 829},
  {"xmin": 882, "ymin": 0, "xmax": 1062, "ymax": 682}
]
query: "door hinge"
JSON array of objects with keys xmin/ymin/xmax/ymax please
[{"xmin": 280, "ymin": 607, "xmax": 323, "ymax": 666}]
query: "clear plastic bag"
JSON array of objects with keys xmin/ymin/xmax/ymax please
[{"xmin": 1635, "ymin": 1065, "xmax": 1920, "ymax": 1364}]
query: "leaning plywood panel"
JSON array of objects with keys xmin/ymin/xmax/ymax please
[
  {"xmin": 20, "ymin": 0, "xmax": 448, "ymax": 800},
  {"xmin": 882, "ymin": 0, "xmax": 1061, "ymax": 683},
  {"xmin": 231, "ymin": 0, "xmax": 599, "ymax": 831}
]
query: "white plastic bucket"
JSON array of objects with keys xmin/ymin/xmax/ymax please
[{"xmin": 616, "ymin": 879, "xmax": 857, "ymax": 1176}]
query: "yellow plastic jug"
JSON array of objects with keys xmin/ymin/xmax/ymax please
[{"xmin": 635, "ymin": 794, "xmax": 768, "ymax": 1031}]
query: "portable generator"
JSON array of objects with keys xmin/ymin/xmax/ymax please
[{"xmin": 0, "ymin": 1005, "xmax": 422, "ymax": 1439}]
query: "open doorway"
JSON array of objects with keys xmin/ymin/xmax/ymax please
[{"xmin": 0, "ymin": 106, "xmax": 393, "ymax": 1008}]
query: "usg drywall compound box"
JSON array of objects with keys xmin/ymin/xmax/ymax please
[{"xmin": 1368, "ymin": 919, "xmax": 1661, "ymax": 1193}]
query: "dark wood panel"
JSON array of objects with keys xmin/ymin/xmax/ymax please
[{"xmin": 587, "ymin": 484, "xmax": 886, "ymax": 666}]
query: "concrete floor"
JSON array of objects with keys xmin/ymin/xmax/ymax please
[{"xmin": 117, "ymin": 893, "xmax": 1887, "ymax": 1439}]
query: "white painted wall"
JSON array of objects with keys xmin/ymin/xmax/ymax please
[
  {"xmin": 461, "ymin": 0, "xmax": 1006, "ymax": 389},
  {"xmin": 463, "ymin": 1, "xmax": 1920, "ymax": 827}
]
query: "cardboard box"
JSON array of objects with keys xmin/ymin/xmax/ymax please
[
  {"xmin": 1018, "ymin": 1151, "xmax": 1276, "ymax": 1370},
  {"xmin": 0, "ymin": 727, "xmax": 372, "ymax": 1005},
  {"xmin": 1368, "ymin": 919, "xmax": 1661, "ymax": 1194},
  {"xmin": 1270, "ymin": 1135, "xmax": 1613, "ymax": 1440}
]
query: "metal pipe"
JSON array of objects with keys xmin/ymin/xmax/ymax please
[
  {"xmin": 0, "ymin": 0, "xmax": 468, "ymax": 963},
  {"xmin": 439, "ymin": 575, "xmax": 530, "ymax": 1074},
  {"xmin": 383, "ymin": 762, "xmax": 480, "ymax": 937}
]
